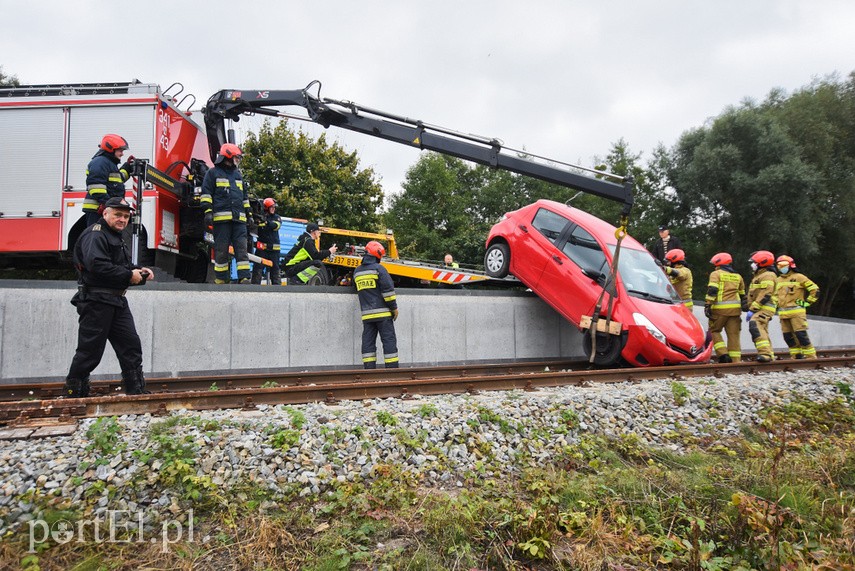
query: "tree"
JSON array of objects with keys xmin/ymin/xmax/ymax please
[
  {"xmin": 0, "ymin": 66, "xmax": 20, "ymax": 87},
  {"xmin": 240, "ymin": 121, "xmax": 384, "ymax": 230}
]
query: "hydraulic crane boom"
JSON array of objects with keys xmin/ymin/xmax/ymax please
[{"xmin": 203, "ymin": 81, "xmax": 634, "ymax": 216}]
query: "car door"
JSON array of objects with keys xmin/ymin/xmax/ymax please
[
  {"xmin": 536, "ymin": 222, "xmax": 609, "ymax": 323},
  {"xmin": 513, "ymin": 207, "xmax": 573, "ymax": 289}
]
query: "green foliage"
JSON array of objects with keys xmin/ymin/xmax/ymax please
[
  {"xmin": 241, "ymin": 120, "xmax": 384, "ymax": 230},
  {"xmin": 671, "ymin": 381, "xmax": 690, "ymax": 406},
  {"xmin": 415, "ymin": 403, "xmax": 438, "ymax": 418},
  {"xmin": 85, "ymin": 416, "xmax": 125, "ymax": 462},
  {"xmin": 269, "ymin": 428, "xmax": 300, "ymax": 450},
  {"xmin": 375, "ymin": 410, "xmax": 397, "ymax": 427}
]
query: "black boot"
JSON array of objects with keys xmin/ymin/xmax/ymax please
[
  {"xmin": 718, "ymin": 354, "xmax": 732, "ymax": 364},
  {"xmin": 385, "ymin": 362, "xmax": 399, "ymax": 369},
  {"xmin": 63, "ymin": 377, "xmax": 88, "ymax": 398},
  {"xmin": 122, "ymin": 368, "xmax": 150, "ymax": 395}
]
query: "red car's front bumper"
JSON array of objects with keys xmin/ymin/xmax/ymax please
[{"xmin": 621, "ymin": 324, "xmax": 713, "ymax": 367}]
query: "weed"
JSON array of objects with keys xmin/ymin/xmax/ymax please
[
  {"xmin": 671, "ymin": 380, "xmax": 690, "ymax": 406},
  {"xmin": 415, "ymin": 403, "xmax": 438, "ymax": 418},
  {"xmin": 376, "ymin": 410, "xmax": 397, "ymax": 427}
]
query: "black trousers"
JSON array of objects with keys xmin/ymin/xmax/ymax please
[
  {"xmin": 67, "ymin": 298, "xmax": 143, "ymax": 379},
  {"xmin": 361, "ymin": 319, "xmax": 398, "ymax": 368},
  {"xmin": 252, "ymin": 247, "xmax": 281, "ymax": 284}
]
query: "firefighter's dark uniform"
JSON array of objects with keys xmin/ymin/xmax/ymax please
[
  {"xmin": 82, "ymin": 151, "xmax": 132, "ymax": 227},
  {"xmin": 200, "ymin": 163, "xmax": 251, "ymax": 283},
  {"xmin": 746, "ymin": 267, "xmax": 778, "ymax": 361},
  {"xmin": 705, "ymin": 265, "xmax": 746, "ymax": 363},
  {"xmin": 252, "ymin": 211, "xmax": 282, "ymax": 284},
  {"xmin": 354, "ymin": 254, "xmax": 399, "ymax": 368},
  {"xmin": 776, "ymin": 270, "xmax": 820, "ymax": 359},
  {"xmin": 283, "ymin": 231, "xmax": 333, "ymax": 285},
  {"xmin": 64, "ymin": 209, "xmax": 147, "ymax": 397}
]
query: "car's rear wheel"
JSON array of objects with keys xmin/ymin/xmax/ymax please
[
  {"xmin": 484, "ymin": 243, "xmax": 510, "ymax": 278},
  {"xmin": 581, "ymin": 329, "xmax": 624, "ymax": 367}
]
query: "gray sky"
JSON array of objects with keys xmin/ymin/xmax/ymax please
[{"xmin": 3, "ymin": 1, "xmax": 853, "ymax": 202}]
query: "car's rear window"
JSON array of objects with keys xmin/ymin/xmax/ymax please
[{"xmin": 532, "ymin": 208, "xmax": 568, "ymax": 243}]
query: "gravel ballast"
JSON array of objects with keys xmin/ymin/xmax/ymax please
[{"xmin": 1, "ymin": 367, "xmax": 853, "ymax": 536}]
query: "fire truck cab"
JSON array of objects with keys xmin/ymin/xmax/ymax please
[{"xmin": 0, "ymin": 80, "xmax": 212, "ymax": 277}]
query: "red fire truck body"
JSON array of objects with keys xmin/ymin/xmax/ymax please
[{"xmin": 0, "ymin": 81, "xmax": 210, "ymax": 264}]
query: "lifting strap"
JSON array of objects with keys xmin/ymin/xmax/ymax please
[{"xmin": 588, "ymin": 215, "xmax": 628, "ymax": 363}]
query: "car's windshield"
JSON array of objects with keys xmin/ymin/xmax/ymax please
[{"xmin": 608, "ymin": 246, "xmax": 681, "ymax": 303}]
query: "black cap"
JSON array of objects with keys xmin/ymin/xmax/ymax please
[
  {"xmin": 103, "ymin": 197, "xmax": 134, "ymax": 212},
  {"xmin": 658, "ymin": 224, "xmax": 669, "ymax": 231},
  {"xmin": 306, "ymin": 222, "xmax": 320, "ymax": 233}
]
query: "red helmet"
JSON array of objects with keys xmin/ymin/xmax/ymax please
[
  {"xmin": 365, "ymin": 240, "xmax": 386, "ymax": 259},
  {"xmin": 99, "ymin": 134, "xmax": 129, "ymax": 153},
  {"xmin": 749, "ymin": 250, "xmax": 775, "ymax": 268},
  {"xmin": 219, "ymin": 143, "xmax": 243, "ymax": 159},
  {"xmin": 710, "ymin": 252, "xmax": 732, "ymax": 266},
  {"xmin": 262, "ymin": 198, "xmax": 276, "ymax": 209},
  {"xmin": 664, "ymin": 249, "xmax": 685, "ymax": 264},
  {"xmin": 776, "ymin": 254, "xmax": 796, "ymax": 269}
]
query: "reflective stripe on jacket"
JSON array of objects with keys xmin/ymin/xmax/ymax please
[
  {"xmin": 84, "ymin": 153, "xmax": 129, "ymax": 212},
  {"xmin": 705, "ymin": 267, "xmax": 745, "ymax": 315},
  {"xmin": 747, "ymin": 269, "xmax": 778, "ymax": 314},
  {"xmin": 776, "ymin": 272, "xmax": 819, "ymax": 316},
  {"xmin": 200, "ymin": 164, "xmax": 248, "ymax": 223},
  {"xmin": 354, "ymin": 255, "xmax": 397, "ymax": 322}
]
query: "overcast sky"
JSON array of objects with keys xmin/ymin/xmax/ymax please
[{"xmin": 3, "ymin": 1, "xmax": 853, "ymax": 202}]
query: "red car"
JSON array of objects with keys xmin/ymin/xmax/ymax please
[{"xmin": 484, "ymin": 200, "xmax": 711, "ymax": 367}]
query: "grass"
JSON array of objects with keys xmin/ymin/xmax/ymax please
[{"xmin": 3, "ymin": 394, "xmax": 854, "ymax": 569}]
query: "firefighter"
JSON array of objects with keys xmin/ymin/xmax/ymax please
[
  {"xmin": 745, "ymin": 250, "xmax": 778, "ymax": 362},
  {"xmin": 775, "ymin": 255, "xmax": 820, "ymax": 359},
  {"xmin": 355, "ymin": 241, "xmax": 399, "ymax": 369},
  {"xmin": 82, "ymin": 134, "xmax": 135, "ymax": 227},
  {"xmin": 663, "ymin": 248, "xmax": 693, "ymax": 308},
  {"xmin": 251, "ymin": 197, "xmax": 283, "ymax": 285},
  {"xmin": 282, "ymin": 222, "xmax": 338, "ymax": 285},
  {"xmin": 704, "ymin": 252, "xmax": 746, "ymax": 363},
  {"xmin": 200, "ymin": 143, "xmax": 252, "ymax": 284},
  {"xmin": 63, "ymin": 197, "xmax": 153, "ymax": 397}
]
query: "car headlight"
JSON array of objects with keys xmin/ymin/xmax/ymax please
[{"xmin": 633, "ymin": 313, "xmax": 666, "ymax": 345}]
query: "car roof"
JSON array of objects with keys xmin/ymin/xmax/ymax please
[{"xmin": 530, "ymin": 199, "xmax": 646, "ymax": 250}]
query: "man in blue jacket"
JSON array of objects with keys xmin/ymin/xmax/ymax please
[
  {"xmin": 64, "ymin": 197, "xmax": 154, "ymax": 397},
  {"xmin": 354, "ymin": 241, "xmax": 399, "ymax": 368}
]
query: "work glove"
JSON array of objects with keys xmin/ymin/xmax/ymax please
[
  {"xmin": 796, "ymin": 299, "xmax": 809, "ymax": 308},
  {"xmin": 96, "ymin": 203, "xmax": 106, "ymax": 215},
  {"xmin": 745, "ymin": 310, "xmax": 754, "ymax": 323},
  {"xmin": 204, "ymin": 212, "xmax": 213, "ymax": 230},
  {"xmin": 391, "ymin": 308, "xmax": 399, "ymax": 321},
  {"xmin": 703, "ymin": 303, "xmax": 712, "ymax": 319},
  {"xmin": 120, "ymin": 156, "xmax": 135, "ymax": 176}
]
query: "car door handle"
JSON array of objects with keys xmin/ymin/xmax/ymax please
[
  {"xmin": 552, "ymin": 254, "xmax": 563, "ymax": 265},
  {"xmin": 518, "ymin": 224, "xmax": 528, "ymax": 233}
]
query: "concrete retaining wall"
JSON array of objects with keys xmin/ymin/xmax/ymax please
[{"xmin": 1, "ymin": 280, "xmax": 852, "ymax": 383}]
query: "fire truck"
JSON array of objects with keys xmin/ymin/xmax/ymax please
[{"xmin": 0, "ymin": 80, "xmax": 213, "ymax": 280}]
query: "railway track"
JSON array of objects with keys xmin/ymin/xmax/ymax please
[{"xmin": 1, "ymin": 349, "xmax": 853, "ymax": 427}]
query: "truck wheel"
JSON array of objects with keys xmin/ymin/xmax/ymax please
[
  {"xmin": 306, "ymin": 266, "xmax": 329, "ymax": 286},
  {"xmin": 582, "ymin": 329, "xmax": 624, "ymax": 367},
  {"xmin": 484, "ymin": 243, "xmax": 510, "ymax": 278}
]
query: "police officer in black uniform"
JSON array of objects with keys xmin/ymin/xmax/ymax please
[
  {"xmin": 354, "ymin": 241, "xmax": 399, "ymax": 369},
  {"xmin": 251, "ymin": 197, "xmax": 283, "ymax": 285},
  {"xmin": 64, "ymin": 197, "xmax": 154, "ymax": 397}
]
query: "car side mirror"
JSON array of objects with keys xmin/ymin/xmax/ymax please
[{"xmin": 582, "ymin": 268, "xmax": 604, "ymax": 282}]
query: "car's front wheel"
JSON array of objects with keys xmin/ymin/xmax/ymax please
[
  {"xmin": 484, "ymin": 243, "xmax": 510, "ymax": 278},
  {"xmin": 582, "ymin": 329, "xmax": 624, "ymax": 367}
]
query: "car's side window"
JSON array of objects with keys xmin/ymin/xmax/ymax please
[
  {"xmin": 562, "ymin": 225, "xmax": 607, "ymax": 273},
  {"xmin": 531, "ymin": 208, "xmax": 568, "ymax": 244}
]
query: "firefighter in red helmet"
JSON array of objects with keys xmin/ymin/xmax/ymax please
[
  {"xmin": 251, "ymin": 197, "xmax": 283, "ymax": 285},
  {"xmin": 663, "ymin": 249, "xmax": 693, "ymax": 308},
  {"xmin": 775, "ymin": 255, "xmax": 820, "ymax": 359},
  {"xmin": 744, "ymin": 250, "xmax": 778, "ymax": 362},
  {"xmin": 354, "ymin": 241, "xmax": 399, "ymax": 369},
  {"xmin": 82, "ymin": 134, "xmax": 135, "ymax": 227},
  {"xmin": 704, "ymin": 252, "xmax": 746, "ymax": 363},
  {"xmin": 200, "ymin": 143, "xmax": 252, "ymax": 283}
]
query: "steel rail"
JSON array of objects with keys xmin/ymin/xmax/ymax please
[
  {"xmin": 1, "ymin": 354, "xmax": 853, "ymax": 426},
  {"xmin": 3, "ymin": 348, "xmax": 852, "ymax": 403}
]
